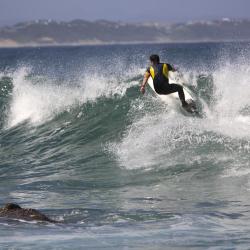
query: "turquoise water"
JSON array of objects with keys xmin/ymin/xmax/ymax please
[{"xmin": 0, "ymin": 43, "xmax": 250, "ymax": 249}]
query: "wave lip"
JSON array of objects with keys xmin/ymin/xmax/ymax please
[{"xmin": 5, "ymin": 67, "xmax": 134, "ymax": 127}]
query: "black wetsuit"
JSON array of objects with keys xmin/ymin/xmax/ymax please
[{"xmin": 147, "ymin": 63, "xmax": 186, "ymax": 105}]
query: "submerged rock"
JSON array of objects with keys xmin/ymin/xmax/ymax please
[{"xmin": 0, "ymin": 203, "xmax": 58, "ymax": 223}]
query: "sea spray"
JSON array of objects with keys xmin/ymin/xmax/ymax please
[
  {"xmin": 111, "ymin": 54, "xmax": 250, "ymax": 170},
  {"xmin": 6, "ymin": 67, "xmax": 137, "ymax": 127}
]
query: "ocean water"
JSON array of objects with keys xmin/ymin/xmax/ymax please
[{"xmin": 0, "ymin": 42, "xmax": 250, "ymax": 249}]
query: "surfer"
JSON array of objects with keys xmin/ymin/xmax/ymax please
[{"xmin": 140, "ymin": 54, "xmax": 189, "ymax": 108}]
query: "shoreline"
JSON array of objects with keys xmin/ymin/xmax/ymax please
[{"xmin": 0, "ymin": 39, "xmax": 250, "ymax": 49}]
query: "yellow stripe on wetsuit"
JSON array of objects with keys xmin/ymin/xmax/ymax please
[{"xmin": 150, "ymin": 63, "xmax": 169, "ymax": 80}]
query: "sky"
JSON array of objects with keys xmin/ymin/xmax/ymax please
[{"xmin": 0, "ymin": 0, "xmax": 250, "ymax": 26}]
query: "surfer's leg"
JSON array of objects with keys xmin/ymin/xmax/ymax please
[{"xmin": 161, "ymin": 84, "xmax": 187, "ymax": 106}]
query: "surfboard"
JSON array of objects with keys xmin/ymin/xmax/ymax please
[{"xmin": 147, "ymin": 73, "xmax": 198, "ymax": 114}]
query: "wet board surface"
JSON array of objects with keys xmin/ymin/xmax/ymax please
[{"xmin": 147, "ymin": 74, "xmax": 198, "ymax": 115}]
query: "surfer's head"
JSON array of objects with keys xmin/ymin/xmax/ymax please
[{"xmin": 149, "ymin": 54, "xmax": 160, "ymax": 65}]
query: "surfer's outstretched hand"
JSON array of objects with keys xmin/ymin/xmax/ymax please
[{"xmin": 140, "ymin": 86, "xmax": 145, "ymax": 94}]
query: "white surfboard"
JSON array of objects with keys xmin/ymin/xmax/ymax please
[{"xmin": 147, "ymin": 72, "xmax": 197, "ymax": 113}]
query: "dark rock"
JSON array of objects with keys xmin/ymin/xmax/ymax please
[{"xmin": 0, "ymin": 203, "xmax": 59, "ymax": 223}]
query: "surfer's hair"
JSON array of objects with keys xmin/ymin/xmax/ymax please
[{"xmin": 150, "ymin": 54, "xmax": 160, "ymax": 63}]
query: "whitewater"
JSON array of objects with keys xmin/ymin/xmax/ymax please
[{"xmin": 0, "ymin": 42, "xmax": 250, "ymax": 249}]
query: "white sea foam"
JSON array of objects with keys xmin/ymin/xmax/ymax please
[
  {"xmin": 7, "ymin": 67, "xmax": 135, "ymax": 127},
  {"xmin": 112, "ymin": 57, "xmax": 250, "ymax": 170}
]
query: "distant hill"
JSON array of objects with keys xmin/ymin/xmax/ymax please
[{"xmin": 0, "ymin": 18, "xmax": 250, "ymax": 47}]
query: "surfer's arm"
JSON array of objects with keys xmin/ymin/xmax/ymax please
[{"xmin": 140, "ymin": 71, "xmax": 150, "ymax": 94}]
